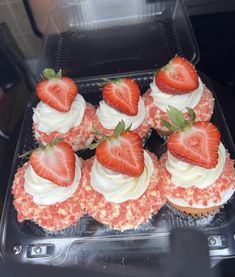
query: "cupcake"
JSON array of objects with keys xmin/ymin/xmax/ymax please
[
  {"xmin": 33, "ymin": 68, "xmax": 96, "ymax": 151},
  {"xmin": 12, "ymin": 140, "xmax": 84, "ymax": 231},
  {"xmin": 143, "ymin": 56, "xmax": 214, "ymax": 135},
  {"xmin": 93, "ymin": 78, "xmax": 151, "ymax": 139},
  {"xmin": 80, "ymin": 121, "xmax": 165, "ymax": 230},
  {"xmin": 159, "ymin": 106, "xmax": 235, "ymax": 216}
]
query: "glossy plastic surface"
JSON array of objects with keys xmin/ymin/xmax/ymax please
[
  {"xmin": 0, "ymin": 71, "xmax": 235, "ymax": 267},
  {"xmin": 38, "ymin": 0, "xmax": 199, "ymax": 79}
]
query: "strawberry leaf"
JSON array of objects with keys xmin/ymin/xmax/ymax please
[
  {"xmin": 49, "ymin": 137, "xmax": 64, "ymax": 147},
  {"xmin": 88, "ymin": 141, "xmax": 101, "ymax": 150},
  {"xmin": 160, "ymin": 118, "xmax": 177, "ymax": 131},
  {"xmin": 42, "ymin": 68, "xmax": 57, "ymax": 79},
  {"xmin": 18, "ymin": 149, "xmax": 34, "ymax": 159},
  {"xmin": 114, "ymin": 120, "xmax": 125, "ymax": 137},
  {"xmin": 92, "ymin": 127, "xmax": 110, "ymax": 140},
  {"xmin": 125, "ymin": 124, "xmax": 132, "ymax": 131},
  {"xmin": 167, "ymin": 105, "xmax": 186, "ymax": 127},
  {"xmin": 186, "ymin": 107, "xmax": 196, "ymax": 124},
  {"xmin": 56, "ymin": 69, "xmax": 62, "ymax": 79}
]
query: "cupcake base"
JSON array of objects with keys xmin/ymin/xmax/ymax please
[
  {"xmin": 143, "ymin": 86, "xmax": 214, "ymax": 134},
  {"xmin": 80, "ymin": 152, "xmax": 165, "ymax": 231},
  {"xmin": 34, "ymin": 103, "xmax": 96, "ymax": 151},
  {"xmin": 92, "ymin": 114, "xmax": 151, "ymax": 139},
  {"xmin": 167, "ymin": 200, "xmax": 220, "ymax": 216},
  {"xmin": 12, "ymin": 163, "xmax": 84, "ymax": 231}
]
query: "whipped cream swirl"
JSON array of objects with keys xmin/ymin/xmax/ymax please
[
  {"xmin": 150, "ymin": 78, "xmax": 203, "ymax": 112},
  {"xmin": 33, "ymin": 94, "xmax": 86, "ymax": 134},
  {"xmin": 166, "ymin": 143, "xmax": 226, "ymax": 189},
  {"xmin": 96, "ymin": 98, "xmax": 145, "ymax": 130},
  {"xmin": 24, "ymin": 156, "xmax": 82, "ymax": 205},
  {"xmin": 91, "ymin": 151, "xmax": 154, "ymax": 203}
]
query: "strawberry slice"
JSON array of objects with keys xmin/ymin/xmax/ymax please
[
  {"xmin": 36, "ymin": 68, "xmax": 77, "ymax": 112},
  {"xmin": 97, "ymin": 132, "xmax": 144, "ymax": 176},
  {"xmin": 168, "ymin": 121, "xmax": 220, "ymax": 168},
  {"xmin": 155, "ymin": 56, "xmax": 199, "ymax": 94},
  {"xmin": 103, "ymin": 78, "xmax": 140, "ymax": 116},
  {"xmin": 91, "ymin": 121, "xmax": 144, "ymax": 176},
  {"xmin": 161, "ymin": 106, "xmax": 220, "ymax": 169},
  {"xmin": 30, "ymin": 140, "xmax": 76, "ymax": 187}
]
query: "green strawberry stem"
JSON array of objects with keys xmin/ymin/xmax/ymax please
[
  {"xmin": 18, "ymin": 149, "xmax": 34, "ymax": 159},
  {"xmin": 41, "ymin": 68, "xmax": 62, "ymax": 80},
  {"xmin": 49, "ymin": 137, "xmax": 63, "ymax": 147},
  {"xmin": 18, "ymin": 137, "xmax": 64, "ymax": 160},
  {"xmin": 160, "ymin": 105, "xmax": 196, "ymax": 132},
  {"xmin": 89, "ymin": 120, "xmax": 132, "ymax": 150}
]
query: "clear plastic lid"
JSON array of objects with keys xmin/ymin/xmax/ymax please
[{"xmin": 39, "ymin": 0, "xmax": 199, "ymax": 78}]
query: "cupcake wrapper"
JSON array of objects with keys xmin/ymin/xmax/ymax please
[{"xmin": 166, "ymin": 202, "xmax": 218, "ymax": 226}]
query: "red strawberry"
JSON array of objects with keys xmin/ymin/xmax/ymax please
[
  {"xmin": 30, "ymin": 140, "xmax": 76, "ymax": 187},
  {"xmin": 91, "ymin": 121, "xmax": 144, "ymax": 176},
  {"xmin": 168, "ymin": 121, "xmax": 220, "ymax": 168},
  {"xmin": 36, "ymin": 68, "xmax": 77, "ymax": 112},
  {"xmin": 103, "ymin": 78, "xmax": 140, "ymax": 116},
  {"xmin": 161, "ymin": 106, "xmax": 220, "ymax": 169},
  {"xmin": 155, "ymin": 56, "xmax": 199, "ymax": 94}
]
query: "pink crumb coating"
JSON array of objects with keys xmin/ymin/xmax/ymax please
[
  {"xmin": 92, "ymin": 111, "xmax": 151, "ymax": 139},
  {"xmin": 80, "ymin": 151, "xmax": 166, "ymax": 231},
  {"xmin": 143, "ymin": 86, "xmax": 214, "ymax": 133},
  {"xmin": 12, "ymin": 162, "xmax": 85, "ymax": 231},
  {"xmin": 160, "ymin": 152, "xmax": 235, "ymax": 207},
  {"xmin": 33, "ymin": 103, "xmax": 96, "ymax": 151}
]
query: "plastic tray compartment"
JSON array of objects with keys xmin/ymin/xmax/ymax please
[
  {"xmin": 1, "ymin": 70, "xmax": 235, "ymax": 268},
  {"xmin": 39, "ymin": 0, "xmax": 199, "ymax": 78}
]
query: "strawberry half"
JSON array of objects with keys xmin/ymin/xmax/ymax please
[
  {"xmin": 90, "ymin": 121, "xmax": 144, "ymax": 176},
  {"xmin": 161, "ymin": 106, "xmax": 220, "ymax": 169},
  {"xmin": 36, "ymin": 68, "xmax": 77, "ymax": 112},
  {"xmin": 30, "ymin": 140, "xmax": 76, "ymax": 187},
  {"xmin": 103, "ymin": 78, "xmax": 140, "ymax": 116},
  {"xmin": 155, "ymin": 56, "xmax": 199, "ymax": 94}
]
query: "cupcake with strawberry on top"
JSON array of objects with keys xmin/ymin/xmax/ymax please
[
  {"xmin": 160, "ymin": 106, "xmax": 235, "ymax": 216},
  {"xmin": 80, "ymin": 121, "xmax": 165, "ymax": 231},
  {"xmin": 33, "ymin": 68, "xmax": 96, "ymax": 151},
  {"xmin": 12, "ymin": 140, "xmax": 84, "ymax": 231},
  {"xmin": 143, "ymin": 56, "xmax": 214, "ymax": 135},
  {"xmin": 93, "ymin": 78, "xmax": 151, "ymax": 139}
]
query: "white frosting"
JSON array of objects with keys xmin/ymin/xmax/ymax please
[
  {"xmin": 33, "ymin": 94, "xmax": 86, "ymax": 134},
  {"xmin": 166, "ymin": 143, "xmax": 226, "ymax": 189},
  {"xmin": 96, "ymin": 98, "xmax": 145, "ymax": 130},
  {"xmin": 150, "ymin": 78, "xmax": 203, "ymax": 112},
  {"xmin": 168, "ymin": 188, "xmax": 234, "ymax": 208},
  {"xmin": 91, "ymin": 151, "xmax": 154, "ymax": 203},
  {"xmin": 24, "ymin": 156, "xmax": 82, "ymax": 205}
]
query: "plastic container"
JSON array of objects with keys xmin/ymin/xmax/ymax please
[
  {"xmin": 1, "ymin": 70, "xmax": 235, "ymax": 268},
  {"xmin": 38, "ymin": 0, "xmax": 199, "ymax": 79},
  {"xmin": 1, "ymin": 0, "xmax": 234, "ymax": 270}
]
